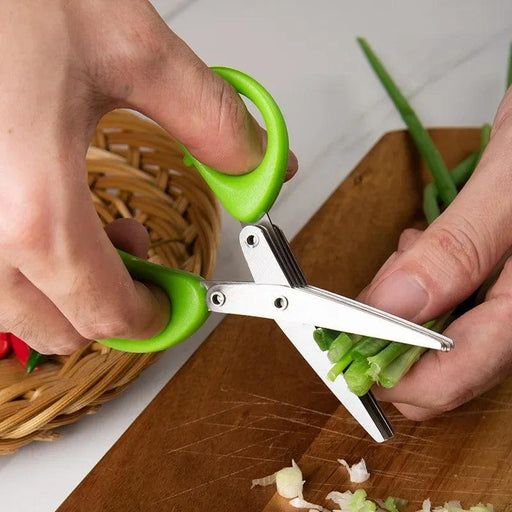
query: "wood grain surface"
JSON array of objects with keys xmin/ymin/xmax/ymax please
[{"xmin": 59, "ymin": 128, "xmax": 512, "ymax": 512}]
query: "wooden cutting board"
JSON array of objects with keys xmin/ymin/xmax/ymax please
[{"xmin": 59, "ymin": 128, "xmax": 512, "ymax": 512}]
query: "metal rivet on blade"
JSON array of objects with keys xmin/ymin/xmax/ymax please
[
  {"xmin": 273, "ymin": 296, "xmax": 288, "ymax": 310},
  {"xmin": 211, "ymin": 292, "xmax": 226, "ymax": 307},
  {"xmin": 245, "ymin": 234, "xmax": 259, "ymax": 248}
]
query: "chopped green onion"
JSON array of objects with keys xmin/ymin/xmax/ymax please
[
  {"xmin": 274, "ymin": 460, "xmax": 303, "ymax": 499},
  {"xmin": 384, "ymin": 496, "xmax": 400, "ymax": 512},
  {"xmin": 350, "ymin": 489, "xmax": 377, "ymax": 512},
  {"xmin": 338, "ymin": 458, "xmax": 370, "ymax": 483},
  {"xmin": 357, "ymin": 37, "xmax": 457, "ymax": 205}
]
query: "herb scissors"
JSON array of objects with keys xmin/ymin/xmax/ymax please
[{"xmin": 100, "ymin": 67, "xmax": 454, "ymax": 442}]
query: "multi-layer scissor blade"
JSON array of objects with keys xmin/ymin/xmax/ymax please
[
  {"xmin": 275, "ymin": 321, "xmax": 394, "ymax": 442},
  {"xmin": 206, "ymin": 282, "xmax": 453, "ymax": 351},
  {"xmin": 227, "ymin": 216, "xmax": 394, "ymax": 441}
]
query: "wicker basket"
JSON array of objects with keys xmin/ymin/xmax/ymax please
[{"xmin": 0, "ymin": 110, "xmax": 220, "ymax": 454}]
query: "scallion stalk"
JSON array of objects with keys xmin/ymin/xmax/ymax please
[
  {"xmin": 327, "ymin": 337, "xmax": 389, "ymax": 382},
  {"xmin": 377, "ymin": 315, "xmax": 450, "ymax": 388},
  {"xmin": 450, "ymin": 151, "xmax": 480, "ymax": 187},
  {"xmin": 423, "ymin": 148, "xmax": 479, "ymax": 222},
  {"xmin": 344, "ymin": 359, "xmax": 374, "ymax": 396},
  {"xmin": 378, "ymin": 345, "xmax": 427, "ymax": 388},
  {"xmin": 423, "ymin": 183, "xmax": 441, "ymax": 224},
  {"xmin": 352, "ymin": 336, "xmax": 390, "ymax": 360},
  {"xmin": 366, "ymin": 342, "xmax": 411, "ymax": 381},
  {"xmin": 357, "ymin": 37, "xmax": 457, "ymax": 205},
  {"xmin": 328, "ymin": 352, "xmax": 354, "ymax": 382},
  {"xmin": 423, "ymin": 123, "xmax": 490, "ymax": 221},
  {"xmin": 313, "ymin": 328, "xmax": 339, "ymax": 351},
  {"xmin": 327, "ymin": 333, "xmax": 353, "ymax": 363}
]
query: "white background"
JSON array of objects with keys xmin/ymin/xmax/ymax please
[{"xmin": 1, "ymin": 1, "xmax": 511, "ymax": 510}]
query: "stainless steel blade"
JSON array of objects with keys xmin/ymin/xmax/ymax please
[
  {"xmin": 205, "ymin": 282, "xmax": 452, "ymax": 350},
  {"xmin": 235, "ymin": 214, "xmax": 394, "ymax": 442},
  {"xmin": 276, "ymin": 321, "xmax": 393, "ymax": 442}
]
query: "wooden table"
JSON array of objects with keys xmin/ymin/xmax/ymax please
[{"xmin": 59, "ymin": 128, "xmax": 512, "ymax": 512}]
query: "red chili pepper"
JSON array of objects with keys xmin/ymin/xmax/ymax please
[
  {"xmin": 0, "ymin": 333, "xmax": 11, "ymax": 359},
  {"xmin": 10, "ymin": 333, "xmax": 31, "ymax": 366}
]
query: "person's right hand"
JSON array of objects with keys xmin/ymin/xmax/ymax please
[
  {"xmin": 0, "ymin": 0, "xmax": 297, "ymax": 355},
  {"xmin": 357, "ymin": 86, "xmax": 512, "ymax": 420}
]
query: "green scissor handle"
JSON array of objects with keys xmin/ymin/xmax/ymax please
[
  {"xmin": 99, "ymin": 68, "xmax": 288, "ymax": 352},
  {"xmin": 99, "ymin": 251, "xmax": 209, "ymax": 353},
  {"xmin": 182, "ymin": 67, "xmax": 289, "ymax": 223}
]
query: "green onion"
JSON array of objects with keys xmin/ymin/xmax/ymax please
[
  {"xmin": 423, "ymin": 123, "xmax": 490, "ymax": 222},
  {"xmin": 450, "ymin": 151, "xmax": 479, "ymax": 187},
  {"xmin": 348, "ymin": 325, "xmax": 434, "ymax": 396},
  {"xmin": 313, "ymin": 327, "xmax": 339, "ymax": 351},
  {"xmin": 423, "ymin": 148, "xmax": 479, "ymax": 222},
  {"xmin": 357, "ymin": 37, "xmax": 457, "ymax": 205},
  {"xmin": 378, "ymin": 345, "xmax": 426, "ymax": 388},
  {"xmin": 327, "ymin": 337, "xmax": 389, "ymax": 382},
  {"xmin": 328, "ymin": 352, "xmax": 354, "ymax": 382},
  {"xmin": 384, "ymin": 497, "xmax": 400, "ymax": 512},
  {"xmin": 377, "ymin": 316, "xmax": 450, "ymax": 388},
  {"xmin": 350, "ymin": 489, "xmax": 377, "ymax": 512},
  {"xmin": 366, "ymin": 342, "xmax": 411, "ymax": 381},
  {"xmin": 385, "ymin": 497, "xmax": 409, "ymax": 512},
  {"xmin": 352, "ymin": 336, "xmax": 390, "ymax": 359},
  {"xmin": 344, "ymin": 359, "xmax": 374, "ymax": 396},
  {"xmin": 327, "ymin": 333, "xmax": 353, "ymax": 363},
  {"xmin": 423, "ymin": 183, "xmax": 441, "ymax": 224}
]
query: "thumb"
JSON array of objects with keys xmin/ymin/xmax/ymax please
[{"xmin": 360, "ymin": 112, "xmax": 512, "ymax": 322}]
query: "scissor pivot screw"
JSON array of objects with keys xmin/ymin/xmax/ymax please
[
  {"xmin": 245, "ymin": 234, "xmax": 259, "ymax": 248},
  {"xmin": 211, "ymin": 292, "xmax": 226, "ymax": 307},
  {"xmin": 274, "ymin": 296, "xmax": 288, "ymax": 310}
]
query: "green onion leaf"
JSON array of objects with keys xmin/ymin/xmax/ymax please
[{"xmin": 357, "ymin": 37, "xmax": 457, "ymax": 206}]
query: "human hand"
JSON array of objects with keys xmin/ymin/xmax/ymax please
[
  {"xmin": 0, "ymin": 0, "xmax": 297, "ymax": 354},
  {"xmin": 357, "ymin": 87, "xmax": 512, "ymax": 420}
]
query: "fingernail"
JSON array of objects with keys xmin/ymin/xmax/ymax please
[{"xmin": 367, "ymin": 269, "xmax": 428, "ymax": 320}]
